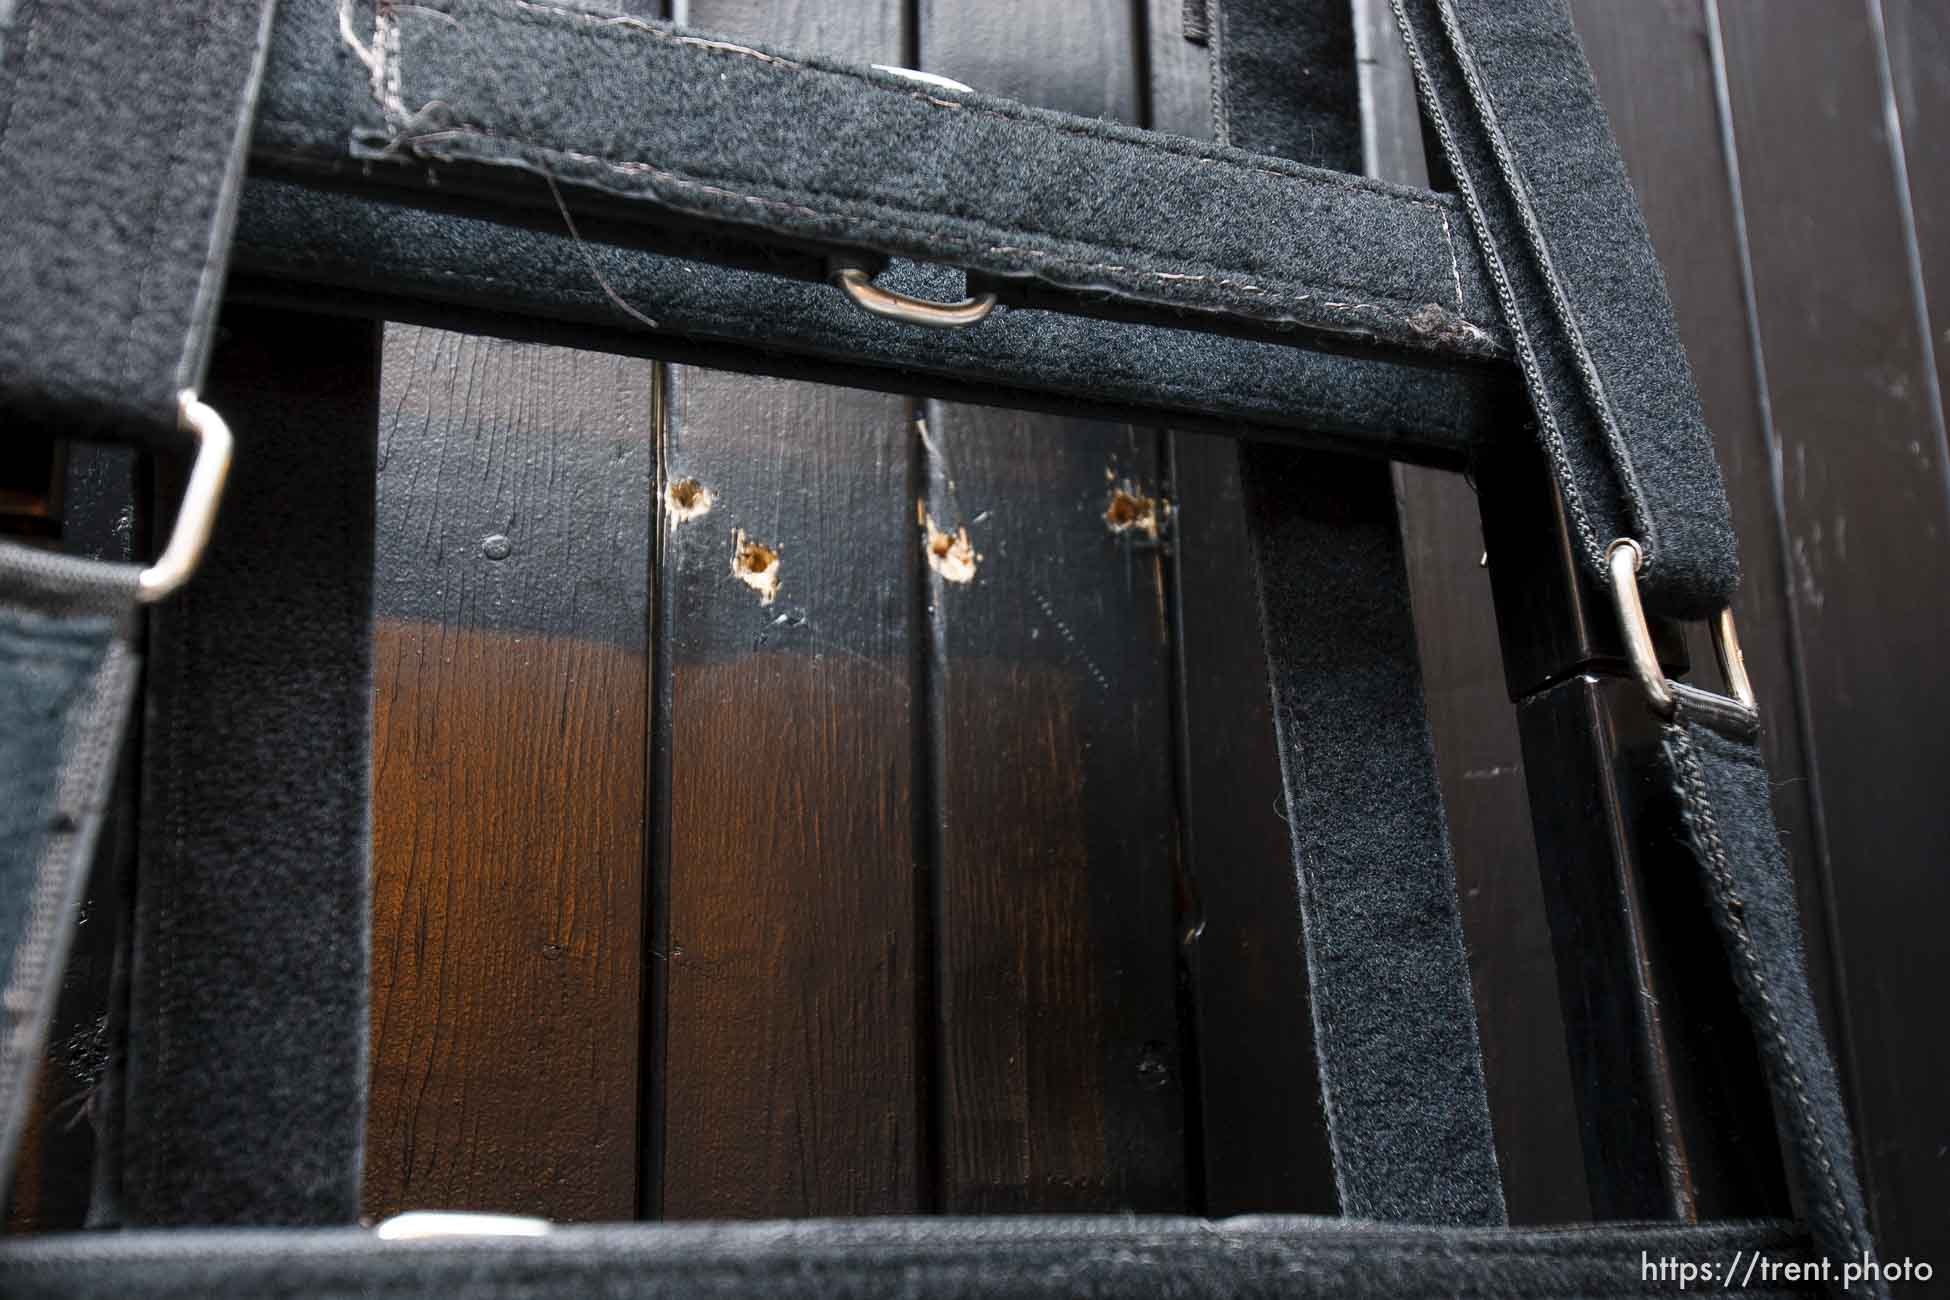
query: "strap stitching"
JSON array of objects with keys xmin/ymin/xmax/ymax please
[
  {"xmin": 1664, "ymin": 721, "xmax": 1869, "ymax": 1270},
  {"xmin": 325, "ymin": 1, "xmax": 1495, "ymax": 345},
  {"xmin": 1429, "ymin": 0, "xmax": 1655, "ymax": 568}
]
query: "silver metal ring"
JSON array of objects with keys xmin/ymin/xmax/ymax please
[
  {"xmin": 1607, "ymin": 538, "xmax": 1756, "ymax": 718},
  {"xmin": 832, "ymin": 266, "xmax": 997, "ymax": 329},
  {"xmin": 137, "ymin": 391, "xmax": 234, "ymax": 602},
  {"xmin": 1607, "ymin": 539, "xmax": 1675, "ymax": 718}
]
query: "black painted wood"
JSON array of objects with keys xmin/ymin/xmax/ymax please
[
  {"xmin": 1714, "ymin": 0, "xmax": 1950, "ymax": 1266},
  {"xmin": 654, "ymin": 0, "xmax": 926, "ymax": 1223},
  {"xmin": 365, "ymin": 328, "xmax": 650, "ymax": 1222},
  {"xmin": 919, "ymin": 0, "xmax": 1189, "ymax": 1214}
]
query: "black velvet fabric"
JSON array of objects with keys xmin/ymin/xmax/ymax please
[
  {"xmin": 1663, "ymin": 703, "xmax": 1888, "ymax": 1300},
  {"xmin": 0, "ymin": 0, "xmax": 276, "ymax": 443},
  {"xmin": 232, "ymin": 180, "xmax": 1513, "ymax": 464},
  {"xmin": 1391, "ymin": 0, "xmax": 1738, "ymax": 617},
  {"xmin": 248, "ymin": 0, "xmax": 1507, "ymax": 364},
  {"xmin": 1220, "ymin": 1, "xmax": 1502, "ymax": 1226},
  {"xmin": 0, "ymin": 1215, "xmax": 1825, "ymax": 1298},
  {"xmin": 1240, "ymin": 448, "xmax": 1506, "ymax": 1226},
  {"xmin": 1210, "ymin": 0, "xmax": 1362, "ymax": 168},
  {"xmin": 119, "ymin": 307, "xmax": 379, "ymax": 1227},
  {"xmin": 0, "ymin": 548, "xmax": 141, "ymax": 1192}
]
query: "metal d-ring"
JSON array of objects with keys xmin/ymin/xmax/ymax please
[
  {"xmin": 137, "ymin": 391, "xmax": 235, "ymax": 602},
  {"xmin": 1606, "ymin": 538, "xmax": 1757, "ymax": 719},
  {"xmin": 831, "ymin": 265, "xmax": 997, "ymax": 329}
]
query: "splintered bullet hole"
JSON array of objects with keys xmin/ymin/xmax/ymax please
[
  {"xmin": 731, "ymin": 529, "xmax": 782, "ymax": 604},
  {"xmin": 920, "ymin": 507, "xmax": 980, "ymax": 583},
  {"xmin": 1104, "ymin": 484, "xmax": 1166, "ymax": 539},
  {"xmin": 665, "ymin": 477, "xmax": 714, "ymax": 525}
]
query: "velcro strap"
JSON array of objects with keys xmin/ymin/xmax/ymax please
[
  {"xmin": 0, "ymin": 0, "xmax": 278, "ymax": 442},
  {"xmin": 250, "ymin": 0, "xmax": 1507, "ymax": 367},
  {"xmin": 1663, "ymin": 710, "xmax": 1888, "ymax": 1299},
  {"xmin": 1392, "ymin": 0, "xmax": 1739, "ymax": 617},
  {"xmin": 0, "ymin": 546, "xmax": 142, "ymax": 1192}
]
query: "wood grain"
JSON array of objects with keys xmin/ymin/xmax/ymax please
[
  {"xmin": 655, "ymin": 0, "xmax": 921, "ymax": 1221},
  {"xmin": 918, "ymin": 406, "xmax": 1188, "ymax": 1213},
  {"xmin": 1715, "ymin": 0, "xmax": 1950, "ymax": 1266},
  {"xmin": 657, "ymin": 374, "xmax": 923, "ymax": 1219},
  {"xmin": 917, "ymin": 0, "xmax": 1188, "ymax": 1216},
  {"xmin": 364, "ymin": 327, "xmax": 649, "ymax": 1221}
]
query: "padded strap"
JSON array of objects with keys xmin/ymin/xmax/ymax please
[
  {"xmin": 229, "ymin": 179, "xmax": 1510, "ymax": 466},
  {"xmin": 0, "ymin": 0, "xmax": 278, "ymax": 442},
  {"xmin": 250, "ymin": 0, "xmax": 1505, "ymax": 366},
  {"xmin": 1391, "ymin": 0, "xmax": 1739, "ymax": 618},
  {"xmin": 1207, "ymin": 0, "xmax": 1360, "ymax": 166},
  {"xmin": 0, "ymin": 1215, "xmax": 1826, "ymax": 1298},
  {"xmin": 1222, "ymin": 0, "xmax": 1502, "ymax": 1225},
  {"xmin": 120, "ymin": 307, "xmax": 378, "ymax": 1226},
  {"xmin": 0, "ymin": 546, "xmax": 142, "ymax": 1193},
  {"xmin": 1241, "ymin": 448, "xmax": 1506, "ymax": 1224},
  {"xmin": 1662, "ymin": 703, "xmax": 1887, "ymax": 1299}
]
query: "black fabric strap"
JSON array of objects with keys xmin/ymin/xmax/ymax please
[
  {"xmin": 0, "ymin": 547, "xmax": 143, "ymax": 1193},
  {"xmin": 1207, "ymin": 0, "xmax": 1360, "ymax": 166},
  {"xmin": 1241, "ymin": 448, "xmax": 1506, "ymax": 1225},
  {"xmin": 119, "ymin": 307, "xmax": 378, "ymax": 1226},
  {"xmin": 0, "ymin": 0, "xmax": 278, "ymax": 443},
  {"xmin": 229, "ymin": 180, "xmax": 1512, "ymax": 465},
  {"xmin": 1662, "ymin": 702, "xmax": 1887, "ymax": 1300},
  {"xmin": 1223, "ymin": 0, "xmax": 1503, "ymax": 1225},
  {"xmin": 250, "ymin": 0, "xmax": 1505, "ymax": 367},
  {"xmin": 0, "ymin": 1215, "xmax": 1825, "ymax": 1298},
  {"xmin": 1391, "ymin": 0, "xmax": 1738, "ymax": 618}
]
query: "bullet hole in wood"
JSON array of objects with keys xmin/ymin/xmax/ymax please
[
  {"xmin": 919, "ymin": 505, "xmax": 979, "ymax": 583},
  {"xmin": 666, "ymin": 477, "xmax": 714, "ymax": 525},
  {"xmin": 731, "ymin": 529, "xmax": 782, "ymax": 604},
  {"xmin": 1105, "ymin": 483, "xmax": 1166, "ymax": 539}
]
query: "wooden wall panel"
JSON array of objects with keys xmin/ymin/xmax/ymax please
[
  {"xmin": 1714, "ymin": 0, "xmax": 1950, "ymax": 1267},
  {"xmin": 918, "ymin": 1, "xmax": 1190, "ymax": 1214},
  {"xmin": 655, "ymin": 0, "xmax": 923, "ymax": 1223},
  {"xmin": 365, "ymin": 327, "xmax": 649, "ymax": 1221},
  {"xmin": 1883, "ymin": 0, "xmax": 1950, "ymax": 441}
]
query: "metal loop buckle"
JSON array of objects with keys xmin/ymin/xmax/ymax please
[
  {"xmin": 831, "ymin": 264, "xmax": 997, "ymax": 329},
  {"xmin": 137, "ymin": 391, "xmax": 234, "ymax": 602},
  {"xmin": 1606, "ymin": 538, "xmax": 1755, "ymax": 720}
]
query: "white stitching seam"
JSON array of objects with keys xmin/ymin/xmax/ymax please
[{"xmin": 337, "ymin": 0, "xmax": 1498, "ymax": 346}]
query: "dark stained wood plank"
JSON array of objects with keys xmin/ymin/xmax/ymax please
[
  {"xmin": 657, "ymin": 377, "xmax": 923, "ymax": 1220},
  {"xmin": 655, "ymin": 0, "xmax": 922, "ymax": 1223},
  {"xmin": 1715, "ymin": 0, "xmax": 1950, "ymax": 1266},
  {"xmin": 918, "ymin": 406, "xmax": 1187, "ymax": 1214},
  {"xmin": 1882, "ymin": 0, "xmax": 1950, "ymax": 502},
  {"xmin": 365, "ymin": 327, "xmax": 649, "ymax": 1222},
  {"xmin": 1143, "ymin": 0, "xmax": 1335, "ymax": 1218},
  {"xmin": 920, "ymin": 1, "xmax": 1187, "ymax": 1215}
]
